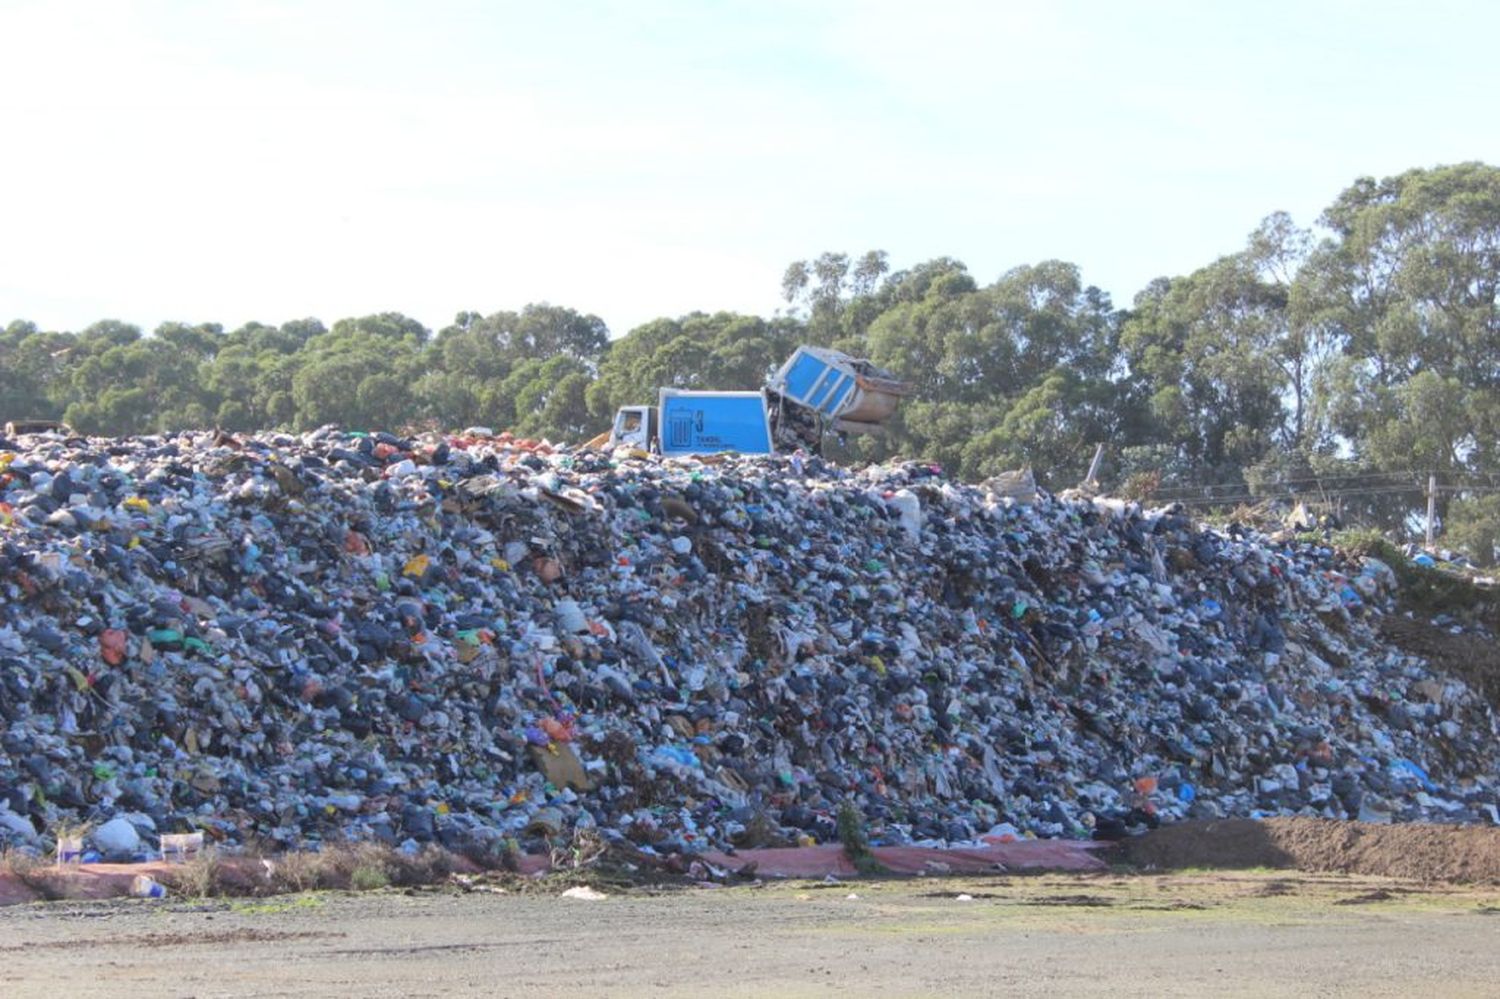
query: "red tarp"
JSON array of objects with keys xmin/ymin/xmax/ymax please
[{"xmin": 0, "ymin": 860, "xmax": 184, "ymax": 905}]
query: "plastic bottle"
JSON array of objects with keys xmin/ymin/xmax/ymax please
[{"xmin": 131, "ymin": 874, "xmax": 167, "ymax": 899}]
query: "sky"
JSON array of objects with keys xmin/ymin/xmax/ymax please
[{"xmin": 2, "ymin": 0, "xmax": 1497, "ymax": 338}]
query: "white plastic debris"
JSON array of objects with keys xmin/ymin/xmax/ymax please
[{"xmin": 560, "ymin": 885, "xmax": 608, "ymax": 900}]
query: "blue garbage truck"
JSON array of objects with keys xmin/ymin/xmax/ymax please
[{"xmin": 606, "ymin": 345, "xmax": 908, "ymax": 456}]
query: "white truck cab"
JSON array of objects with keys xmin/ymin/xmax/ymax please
[{"xmin": 610, "ymin": 405, "xmax": 655, "ymax": 451}]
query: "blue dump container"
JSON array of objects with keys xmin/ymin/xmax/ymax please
[
  {"xmin": 768, "ymin": 345, "xmax": 907, "ymax": 428},
  {"xmin": 657, "ymin": 390, "xmax": 774, "ymax": 455}
]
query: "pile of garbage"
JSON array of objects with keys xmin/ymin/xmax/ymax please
[{"xmin": 1, "ymin": 427, "xmax": 1497, "ymax": 861}]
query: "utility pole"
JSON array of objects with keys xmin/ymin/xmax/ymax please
[
  {"xmin": 1084, "ymin": 444, "xmax": 1105, "ymax": 487},
  {"xmin": 1426, "ymin": 473, "xmax": 1437, "ymax": 549}
]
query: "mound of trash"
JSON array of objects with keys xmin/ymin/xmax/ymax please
[{"xmin": 0, "ymin": 427, "xmax": 1496, "ymax": 860}]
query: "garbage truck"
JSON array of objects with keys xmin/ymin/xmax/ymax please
[{"xmin": 606, "ymin": 345, "xmax": 909, "ymax": 455}]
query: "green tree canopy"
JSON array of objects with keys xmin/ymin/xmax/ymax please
[{"xmin": 9, "ymin": 161, "xmax": 1500, "ymax": 560}]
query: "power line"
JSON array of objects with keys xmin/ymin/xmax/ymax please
[
  {"xmin": 1162, "ymin": 482, "xmax": 1500, "ymax": 509},
  {"xmin": 1163, "ymin": 488, "xmax": 1417, "ymax": 507},
  {"xmin": 1148, "ymin": 466, "xmax": 1500, "ymax": 493},
  {"xmin": 1166, "ymin": 486, "xmax": 1416, "ymax": 508},
  {"xmin": 1148, "ymin": 470, "xmax": 1431, "ymax": 499}
]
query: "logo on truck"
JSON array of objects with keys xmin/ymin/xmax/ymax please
[{"xmin": 667, "ymin": 409, "xmax": 701, "ymax": 449}]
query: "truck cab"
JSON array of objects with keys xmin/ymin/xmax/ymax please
[{"xmin": 609, "ymin": 405, "xmax": 656, "ymax": 451}]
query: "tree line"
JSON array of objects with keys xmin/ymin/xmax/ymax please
[{"xmin": 6, "ymin": 163, "xmax": 1500, "ymax": 560}]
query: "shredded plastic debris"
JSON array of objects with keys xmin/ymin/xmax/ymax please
[{"xmin": 0, "ymin": 427, "xmax": 1496, "ymax": 863}]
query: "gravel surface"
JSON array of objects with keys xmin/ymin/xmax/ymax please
[{"xmin": 3, "ymin": 871, "xmax": 1499, "ymax": 997}]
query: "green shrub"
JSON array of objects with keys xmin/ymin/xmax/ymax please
[{"xmin": 350, "ymin": 863, "xmax": 390, "ymax": 891}]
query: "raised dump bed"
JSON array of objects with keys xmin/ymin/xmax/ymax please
[{"xmin": 767, "ymin": 345, "xmax": 908, "ymax": 433}]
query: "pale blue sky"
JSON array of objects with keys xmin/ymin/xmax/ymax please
[{"xmin": 2, "ymin": 0, "xmax": 1495, "ymax": 336}]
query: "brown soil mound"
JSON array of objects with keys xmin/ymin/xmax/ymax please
[
  {"xmin": 1377, "ymin": 614, "xmax": 1500, "ymax": 709},
  {"xmin": 1122, "ymin": 818, "xmax": 1500, "ymax": 883}
]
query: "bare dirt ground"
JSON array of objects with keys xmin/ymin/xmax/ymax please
[
  {"xmin": 1377, "ymin": 612, "xmax": 1500, "ymax": 709},
  {"xmin": 1122, "ymin": 817, "xmax": 1500, "ymax": 882},
  {"xmin": 3, "ymin": 869, "xmax": 1499, "ymax": 998}
]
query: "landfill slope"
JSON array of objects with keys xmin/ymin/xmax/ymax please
[{"xmin": 0, "ymin": 429, "xmax": 1497, "ymax": 860}]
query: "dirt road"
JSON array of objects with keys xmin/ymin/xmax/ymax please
[{"xmin": 4, "ymin": 871, "xmax": 1497, "ymax": 997}]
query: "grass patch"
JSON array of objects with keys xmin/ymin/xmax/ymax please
[
  {"xmin": 230, "ymin": 895, "xmax": 325, "ymax": 915},
  {"xmin": 350, "ymin": 864, "xmax": 391, "ymax": 892},
  {"xmin": 158, "ymin": 842, "xmax": 458, "ymax": 898},
  {"xmin": 167, "ymin": 848, "xmax": 228, "ymax": 898},
  {"xmin": 1335, "ymin": 530, "xmax": 1500, "ymax": 624},
  {"xmin": 268, "ymin": 842, "xmax": 454, "ymax": 893}
]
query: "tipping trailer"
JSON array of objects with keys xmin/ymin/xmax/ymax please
[
  {"xmin": 765, "ymin": 345, "xmax": 908, "ymax": 436},
  {"xmin": 607, "ymin": 345, "xmax": 907, "ymax": 455}
]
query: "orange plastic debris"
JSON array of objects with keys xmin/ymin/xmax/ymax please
[{"xmin": 99, "ymin": 629, "xmax": 127, "ymax": 666}]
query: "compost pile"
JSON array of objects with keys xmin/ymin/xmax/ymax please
[{"xmin": 1, "ymin": 427, "xmax": 1496, "ymax": 859}]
